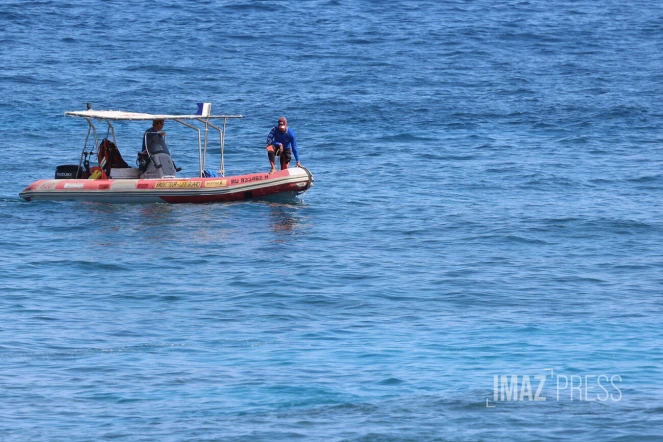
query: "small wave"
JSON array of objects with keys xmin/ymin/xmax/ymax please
[
  {"xmin": 0, "ymin": 74, "xmax": 41, "ymax": 84},
  {"xmin": 504, "ymin": 235, "xmax": 548, "ymax": 245},
  {"xmin": 553, "ymin": 275, "xmax": 606, "ymax": 284},
  {"xmin": 376, "ymin": 133, "xmax": 437, "ymax": 142},
  {"xmin": 1, "ymin": 343, "xmax": 187, "ymax": 362},
  {"xmin": 224, "ymin": 3, "xmax": 271, "ymax": 11},
  {"xmin": 345, "ymin": 38, "xmax": 378, "ymax": 45},
  {"xmin": 519, "ymin": 175, "xmax": 584, "ymax": 189},
  {"xmin": 439, "ymin": 154, "xmax": 477, "ymax": 161},
  {"xmin": 612, "ymin": 264, "xmax": 651, "ymax": 270},
  {"xmin": 542, "ymin": 217, "xmax": 581, "ymax": 224},
  {"xmin": 627, "ymin": 175, "xmax": 662, "ymax": 183},
  {"xmin": 558, "ymin": 136, "xmax": 590, "ymax": 144},
  {"xmin": 589, "ymin": 217, "xmax": 654, "ymax": 231},
  {"xmin": 378, "ymin": 378, "xmax": 405, "ymax": 386},
  {"xmin": 539, "ymin": 216, "xmax": 656, "ymax": 234},
  {"xmin": 0, "ymin": 11, "xmax": 28, "ymax": 22},
  {"xmin": 588, "ymin": 178, "xmax": 614, "ymax": 184},
  {"xmin": 27, "ymin": 259, "xmax": 129, "ymax": 272},
  {"xmin": 0, "ymin": 197, "xmax": 28, "ymax": 203}
]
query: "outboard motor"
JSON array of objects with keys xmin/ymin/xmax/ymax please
[{"xmin": 54, "ymin": 165, "xmax": 83, "ymax": 179}]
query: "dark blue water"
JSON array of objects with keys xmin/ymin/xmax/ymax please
[{"xmin": 2, "ymin": 1, "xmax": 663, "ymax": 440}]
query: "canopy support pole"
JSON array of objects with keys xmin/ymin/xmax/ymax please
[
  {"xmin": 175, "ymin": 119, "xmax": 203, "ymax": 177},
  {"xmin": 197, "ymin": 118, "xmax": 226, "ymax": 177},
  {"xmin": 221, "ymin": 118, "xmax": 227, "ymax": 177},
  {"xmin": 203, "ymin": 118, "xmax": 209, "ymax": 172},
  {"xmin": 80, "ymin": 117, "xmax": 98, "ymax": 177},
  {"xmin": 104, "ymin": 119, "xmax": 117, "ymax": 146}
]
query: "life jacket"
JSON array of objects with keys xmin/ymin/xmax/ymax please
[
  {"xmin": 88, "ymin": 167, "xmax": 104, "ymax": 180},
  {"xmin": 97, "ymin": 139, "xmax": 129, "ymax": 175}
]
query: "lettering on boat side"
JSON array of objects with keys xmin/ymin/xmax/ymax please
[
  {"xmin": 230, "ymin": 175, "xmax": 269, "ymax": 185},
  {"xmin": 37, "ymin": 182, "xmax": 57, "ymax": 191},
  {"xmin": 155, "ymin": 181, "xmax": 202, "ymax": 189},
  {"xmin": 204, "ymin": 180, "xmax": 227, "ymax": 188},
  {"xmin": 64, "ymin": 183, "xmax": 85, "ymax": 189}
]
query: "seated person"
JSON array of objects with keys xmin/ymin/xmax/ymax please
[{"xmin": 139, "ymin": 119, "xmax": 178, "ymax": 178}]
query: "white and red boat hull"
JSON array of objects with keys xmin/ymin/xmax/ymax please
[{"xmin": 20, "ymin": 167, "xmax": 313, "ymax": 204}]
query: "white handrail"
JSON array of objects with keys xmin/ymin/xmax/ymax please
[
  {"xmin": 175, "ymin": 119, "xmax": 203, "ymax": 177},
  {"xmin": 198, "ymin": 118, "xmax": 226, "ymax": 177}
]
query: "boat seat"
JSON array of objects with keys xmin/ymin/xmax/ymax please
[
  {"xmin": 110, "ymin": 168, "xmax": 141, "ymax": 179},
  {"xmin": 140, "ymin": 152, "xmax": 177, "ymax": 179}
]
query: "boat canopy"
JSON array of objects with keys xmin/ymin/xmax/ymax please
[
  {"xmin": 65, "ymin": 109, "xmax": 242, "ymax": 121},
  {"xmin": 65, "ymin": 105, "xmax": 242, "ymax": 177}
]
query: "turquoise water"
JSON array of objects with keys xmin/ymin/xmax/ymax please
[{"xmin": 2, "ymin": 1, "xmax": 663, "ymax": 440}]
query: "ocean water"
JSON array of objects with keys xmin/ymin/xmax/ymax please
[{"xmin": 1, "ymin": 0, "xmax": 663, "ymax": 440}]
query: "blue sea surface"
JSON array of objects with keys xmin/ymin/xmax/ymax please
[{"xmin": 1, "ymin": 0, "xmax": 663, "ymax": 440}]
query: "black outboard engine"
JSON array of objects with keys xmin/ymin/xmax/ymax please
[{"xmin": 54, "ymin": 165, "xmax": 83, "ymax": 179}]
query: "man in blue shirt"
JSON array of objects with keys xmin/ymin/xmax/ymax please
[{"xmin": 266, "ymin": 117, "xmax": 301, "ymax": 174}]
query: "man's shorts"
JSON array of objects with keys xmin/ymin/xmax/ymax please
[{"xmin": 280, "ymin": 148, "xmax": 292, "ymax": 162}]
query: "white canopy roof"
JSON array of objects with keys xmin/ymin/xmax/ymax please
[{"xmin": 64, "ymin": 110, "xmax": 242, "ymax": 121}]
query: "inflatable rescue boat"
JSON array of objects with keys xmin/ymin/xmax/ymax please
[{"xmin": 19, "ymin": 104, "xmax": 314, "ymax": 204}]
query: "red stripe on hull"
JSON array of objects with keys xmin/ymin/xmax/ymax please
[{"xmin": 158, "ymin": 181, "xmax": 308, "ymax": 203}]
